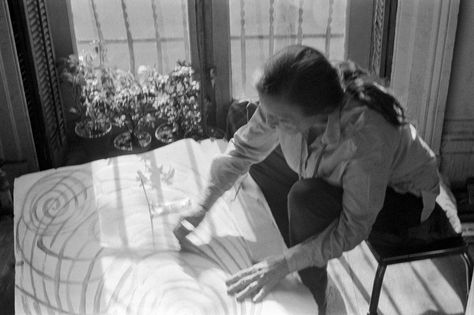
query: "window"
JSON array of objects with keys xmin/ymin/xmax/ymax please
[
  {"xmin": 67, "ymin": 0, "xmax": 348, "ymax": 100},
  {"xmin": 56, "ymin": 0, "xmax": 371, "ymax": 128},
  {"xmin": 70, "ymin": 0, "xmax": 191, "ymax": 74},
  {"xmin": 229, "ymin": 0, "xmax": 347, "ymax": 99}
]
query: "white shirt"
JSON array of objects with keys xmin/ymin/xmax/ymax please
[{"xmin": 202, "ymin": 100, "xmax": 440, "ymax": 270}]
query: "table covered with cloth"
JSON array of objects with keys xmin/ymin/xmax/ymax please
[{"xmin": 13, "ymin": 139, "xmax": 317, "ymax": 315}]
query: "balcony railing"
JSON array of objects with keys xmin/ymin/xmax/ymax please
[{"xmin": 71, "ymin": 0, "xmax": 346, "ymax": 99}]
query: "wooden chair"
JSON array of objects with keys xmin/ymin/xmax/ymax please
[{"xmin": 366, "ymin": 236, "xmax": 472, "ymax": 315}]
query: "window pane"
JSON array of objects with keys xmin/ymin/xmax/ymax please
[
  {"xmin": 70, "ymin": 0, "xmax": 190, "ymax": 73},
  {"xmin": 104, "ymin": 43, "xmax": 131, "ymax": 70},
  {"xmin": 229, "ymin": 0, "xmax": 347, "ymax": 99}
]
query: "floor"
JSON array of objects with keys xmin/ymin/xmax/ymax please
[
  {"xmin": 1, "ymin": 210, "xmax": 471, "ymax": 315},
  {"xmin": 326, "ymin": 242, "xmax": 472, "ymax": 315}
]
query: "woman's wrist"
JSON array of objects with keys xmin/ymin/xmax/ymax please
[
  {"xmin": 283, "ymin": 247, "xmax": 299, "ymax": 273},
  {"xmin": 199, "ymin": 184, "xmax": 223, "ymax": 212},
  {"xmin": 277, "ymin": 254, "xmax": 291, "ymax": 275},
  {"xmin": 196, "ymin": 203, "xmax": 209, "ymax": 213},
  {"xmin": 283, "ymin": 243, "xmax": 315, "ymax": 273}
]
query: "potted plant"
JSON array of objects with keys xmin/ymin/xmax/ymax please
[
  {"xmin": 154, "ymin": 61, "xmax": 204, "ymax": 144},
  {"xmin": 59, "ymin": 53, "xmax": 114, "ymax": 139},
  {"xmin": 111, "ymin": 69, "xmax": 157, "ymax": 152}
]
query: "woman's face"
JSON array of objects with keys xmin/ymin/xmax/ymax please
[{"xmin": 259, "ymin": 94, "xmax": 328, "ymax": 134}]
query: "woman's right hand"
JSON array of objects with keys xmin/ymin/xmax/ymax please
[{"xmin": 173, "ymin": 206, "xmax": 207, "ymax": 243}]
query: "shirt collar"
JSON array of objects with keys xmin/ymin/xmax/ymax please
[{"xmin": 321, "ymin": 109, "xmax": 341, "ymax": 145}]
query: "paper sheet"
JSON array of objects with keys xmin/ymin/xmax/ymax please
[{"xmin": 14, "ymin": 139, "xmax": 316, "ymax": 314}]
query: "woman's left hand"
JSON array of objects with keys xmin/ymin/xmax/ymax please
[{"xmin": 226, "ymin": 255, "xmax": 289, "ymax": 303}]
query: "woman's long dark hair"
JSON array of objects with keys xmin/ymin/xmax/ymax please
[
  {"xmin": 336, "ymin": 59, "xmax": 406, "ymax": 126},
  {"xmin": 255, "ymin": 45, "xmax": 406, "ymax": 126}
]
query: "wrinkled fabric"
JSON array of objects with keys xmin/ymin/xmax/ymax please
[{"xmin": 201, "ymin": 100, "xmax": 440, "ymax": 270}]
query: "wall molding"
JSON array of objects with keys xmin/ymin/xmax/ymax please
[
  {"xmin": 390, "ymin": 0, "xmax": 460, "ymax": 154},
  {"xmin": 0, "ymin": 0, "xmax": 38, "ymax": 173},
  {"xmin": 441, "ymin": 119, "xmax": 474, "ymax": 154},
  {"xmin": 440, "ymin": 118, "xmax": 474, "ymax": 185}
]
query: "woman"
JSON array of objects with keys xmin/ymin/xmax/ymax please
[{"xmin": 173, "ymin": 45, "xmax": 449, "ymax": 313}]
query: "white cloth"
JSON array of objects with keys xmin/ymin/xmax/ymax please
[{"xmin": 14, "ymin": 139, "xmax": 317, "ymax": 314}]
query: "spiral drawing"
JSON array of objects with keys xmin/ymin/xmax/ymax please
[{"xmin": 15, "ymin": 166, "xmax": 263, "ymax": 315}]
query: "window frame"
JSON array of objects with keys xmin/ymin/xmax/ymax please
[
  {"xmin": 188, "ymin": 0, "xmax": 232, "ymax": 130},
  {"xmin": 46, "ymin": 0, "xmax": 232, "ymax": 130},
  {"xmin": 345, "ymin": 0, "xmax": 374, "ymax": 70}
]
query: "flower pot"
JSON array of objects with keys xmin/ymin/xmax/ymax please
[
  {"xmin": 113, "ymin": 130, "xmax": 152, "ymax": 153},
  {"xmin": 74, "ymin": 121, "xmax": 113, "ymax": 160},
  {"xmin": 205, "ymin": 126, "xmax": 225, "ymax": 140},
  {"xmin": 155, "ymin": 123, "xmax": 179, "ymax": 145},
  {"xmin": 75, "ymin": 121, "xmax": 112, "ymax": 139}
]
